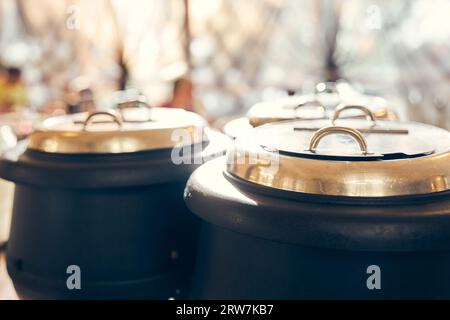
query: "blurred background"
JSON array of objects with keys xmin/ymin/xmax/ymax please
[{"xmin": 0, "ymin": 0, "xmax": 449, "ymax": 130}]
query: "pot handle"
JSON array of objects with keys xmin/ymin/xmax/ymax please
[
  {"xmin": 117, "ymin": 99, "xmax": 153, "ymax": 122},
  {"xmin": 117, "ymin": 98, "xmax": 150, "ymax": 110},
  {"xmin": 315, "ymin": 82, "xmax": 340, "ymax": 96},
  {"xmin": 307, "ymin": 126, "xmax": 370, "ymax": 155},
  {"xmin": 332, "ymin": 104, "xmax": 376, "ymax": 126},
  {"xmin": 293, "ymin": 100, "xmax": 326, "ymax": 119},
  {"xmin": 82, "ymin": 111, "xmax": 123, "ymax": 130}
]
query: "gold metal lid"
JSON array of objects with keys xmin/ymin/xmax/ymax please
[
  {"xmin": 226, "ymin": 112, "xmax": 450, "ymax": 197},
  {"xmin": 28, "ymin": 107, "xmax": 207, "ymax": 154},
  {"xmin": 246, "ymin": 83, "xmax": 396, "ymax": 127}
]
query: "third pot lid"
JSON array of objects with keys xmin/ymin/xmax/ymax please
[
  {"xmin": 226, "ymin": 118, "xmax": 450, "ymax": 197},
  {"xmin": 27, "ymin": 106, "xmax": 207, "ymax": 154},
  {"xmin": 246, "ymin": 90, "xmax": 393, "ymax": 127}
]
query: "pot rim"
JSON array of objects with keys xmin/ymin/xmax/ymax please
[{"xmin": 185, "ymin": 157, "xmax": 450, "ymax": 252}]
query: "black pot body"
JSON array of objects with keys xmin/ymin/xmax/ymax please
[
  {"xmin": 185, "ymin": 157, "xmax": 450, "ymax": 300},
  {"xmin": 192, "ymin": 223, "xmax": 450, "ymax": 299},
  {"xmin": 7, "ymin": 182, "xmax": 199, "ymax": 299}
]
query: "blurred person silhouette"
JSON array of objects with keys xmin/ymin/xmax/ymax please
[
  {"xmin": 162, "ymin": 77, "xmax": 194, "ymax": 111},
  {"xmin": 161, "ymin": 77, "xmax": 210, "ymax": 122},
  {"xmin": 64, "ymin": 77, "xmax": 96, "ymax": 114},
  {"xmin": 40, "ymin": 77, "xmax": 96, "ymax": 116}
]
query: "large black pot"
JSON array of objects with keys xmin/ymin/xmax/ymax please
[
  {"xmin": 185, "ymin": 117, "xmax": 450, "ymax": 299},
  {"xmin": 0, "ymin": 109, "xmax": 229, "ymax": 299}
]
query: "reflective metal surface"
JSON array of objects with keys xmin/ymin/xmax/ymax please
[
  {"xmin": 246, "ymin": 87, "xmax": 397, "ymax": 127},
  {"xmin": 331, "ymin": 104, "xmax": 376, "ymax": 126},
  {"xmin": 307, "ymin": 126, "xmax": 370, "ymax": 155},
  {"xmin": 28, "ymin": 107, "xmax": 207, "ymax": 154},
  {"xmin": 226, "ymin": 119, "xmax": 450, "ymax": 197},
  {"xmin": 262, "ymin": 119, "xmax": 433, "ymax": 158}
]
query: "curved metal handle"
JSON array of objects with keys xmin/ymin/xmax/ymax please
[
  {"xmin": 294, "ymin": 100, "xmax": 326, "ymax": 119},
  {"xmin": 308, "ymin": 126, "xmax": 369, "ymax": 155},
  {"xmin": 332, "ymin": 104, "xmax": 376, "ymax": 126},
  {"xmin": 117, "ymin": 99, "xmax": 151, "ymax": 110},
  {"xmin": 82, "ymin": 111, "xmax": 123, "ymax": 130},
  {"xmin": 117, "ymin": 99, "xmax": 152, "ymax": 122}
]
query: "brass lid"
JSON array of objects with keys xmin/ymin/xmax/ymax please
[
  {"xmin": 28, "ymin": 107, "xmax": 207, "ymax": 154},
  {"xmin": 246, "ymin": 84, "xmax": 395, "ymax": 127},
  {"xmin": 226, "ymin": 116, "xmax": 450, "ymax": 197}
]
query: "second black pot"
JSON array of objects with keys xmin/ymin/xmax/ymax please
[{"xmin": 7, "ymin": 181, "xmax": 196, "ymax": 299}]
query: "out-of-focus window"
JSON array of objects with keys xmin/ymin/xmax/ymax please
[
  {"xmin": 0, "ymin": 0, "xmax": 449, "ymax": 128},
  {"xmin": 0, "ymin": 0, "xmax": 185, "ymax": 109},
  {"xmin": 186, "ymin": 0, "xmax": 450, "ymax": 128}
]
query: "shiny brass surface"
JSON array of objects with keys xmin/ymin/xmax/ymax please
[
  {"xmin": 248, "ymin": 94, "xmax": 329, "ymax": 126},
  {"xmin": 373, "ymin": 108, "xmax": 398, "ymax": 121},
  {"xmin": 83, "ymin": 111, "xmax": 123, "ymax": 130},
  {"xmin": 247, "ymin": 91, "xmax": 397, "ymax": 127},
  {"xmin": 226, "ymin": 120, "xmax": 450, "ymax": 197},
  {"xmin": 28, "ymin": 107, "xmax": 207, "ymax": 153},
  {"xmin": 265, "ymin": 119, "xmax": 428, "ymax": 157},
  {"xmin": 294, "ymin": 127, "xmax": 409, "ymax": 134}
]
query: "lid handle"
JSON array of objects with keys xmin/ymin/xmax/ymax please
[
  {"xmin": 308, "ymin": 126, "xmax": 370, "ymax": 155},
  {"xmin": 117, "ymin": 98, "xmax": 152, "ymax": 122},
  {"xmin": 332, "ymin": 104, "xmax": 376, "ymax": 126},
  {"xmin": 294, "ymin": 100, "xmax": 326, "ymax": 119},
  {"xmin": 82, "ymin": 111, "xmax": 123, "ymax": 131},
  {"xmin": 117, "ymin": 99, "xmax": 151, "ymax": 109}
]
